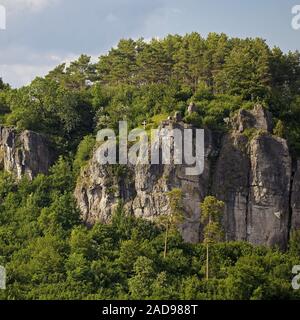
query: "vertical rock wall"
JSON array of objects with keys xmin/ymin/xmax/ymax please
[
  {"xmin": 74, "ymin": 106, "xmax": 299, "ymax": 248},
  {"xmin": 0, "ymin": 126, "xmax": 53, "ymax": 180}
]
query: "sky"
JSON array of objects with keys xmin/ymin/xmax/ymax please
[{"xmin": 0, "ymin": 0, "xmax": 299, "ymax": 87}]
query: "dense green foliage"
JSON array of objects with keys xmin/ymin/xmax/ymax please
[
  {"xmin": 1, "ymin": 33, "xmax": 300, "ymax": 154},
  {"xmin": 0, "ymin": 162, "xmax": 299, "ymax": 300},
  {"xmin": 0, "ymin": 32, "xmax": 300, "ymax": 300}
]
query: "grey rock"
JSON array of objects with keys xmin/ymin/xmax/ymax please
[
  {"xmin": 247, "ymin": 133, "xmax": 291, "ymax": 249},
  {"xmin": 75, "ymin": 124, "xmax": 215, "ymax": 243},
  {"xmin": 75, "ymin": 105, "xmax": 297, "ymax": 249},
  {"xmin": 233, "ymin": 104, "xmax": 273, "ymax": 133},
  {"xmin": 212, "ymin": 132, "xmax": 250, "ymax": 242},
  {"xmin": 291, "ymin": 161, "xmax": 300, "ymax": 231},
  {"xmin": 0, "ymin": 126, "xmax": 53, "ymax": 180},
  {"xmin": 214, "ymin": 105, "xmax": 290, "ymax": 248},
  {"xmin": 213, "ymin": 129, "xmax": 291, "ymax": 249},
  {"xmin": 188, "ymin": 102, "xmax": 197, "ymax": 114}
]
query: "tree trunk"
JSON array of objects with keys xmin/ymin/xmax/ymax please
[
  {"xmin": 206, "ymin": 243, "xmax": 209, "ymax": 281},
  {"xmin": 164, "ymin": 226, "xmax": 169, "ymax": 259}
]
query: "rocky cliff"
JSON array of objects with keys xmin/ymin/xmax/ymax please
[
  {"xmin": 213, "ymin": 108, "xmax": 292, "ymax": 249},
  {"xmin": 75, "ymin": 121, "xmax": 217, "ymax": 243},
  {"xmin": 0, "ymin": 126, "xmax": 53, "ymax": 180},
  {"xmin": 0, "ymin": 110, "xmax": 298, "ymax": 249},
  {"xmin": 73, "ymin": 105, "xmax": 299, "ymax": 249},
  {"xmin": 291, "ymin": 161, "xmax": 300, "ymax": 231}
]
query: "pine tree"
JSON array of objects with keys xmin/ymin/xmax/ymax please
[
  {"xmin": 158, "ymin": 188, "xmax": 185, "ymax": 259},
  {"xmin": 215, "ymin": 38, "xmax": 272, "ymax": 100},
  {"xmin": 200, "ymin": 196, "xmax": 224, "ymax": 280}
]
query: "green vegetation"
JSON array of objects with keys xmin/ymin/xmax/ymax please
[
  {"xmin": 0, "ymin": 163, "xmax": 299, "ymax": 299},
  {"xmin": 200, "ymin": 196, "xmax": 225, "ymax": 280},
  {"xmin": 73, "ymin": 135, "xmax": 96, "ymax": 175},
  {"xmin": 1, "ymin": 32, "xmax": 300, "ymax": 154},
  {"xmin": 158, "ymin": 189, "xmax": 185, "ymax": 259},
  {"xmin": 0, "ymin": 32, "xmax": 300, "ymax": 300}
]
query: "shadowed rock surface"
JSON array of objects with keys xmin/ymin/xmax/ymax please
[
  {"xmin": 0, "ymin": 126, "xmax": 54, "ymax": 180},
  {"xmin": 291, "ymin": 161, "xmax": 300, "ymax": 231}
]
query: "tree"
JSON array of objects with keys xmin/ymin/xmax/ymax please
[
  {"xmin": 38, "ymin": 193, "xmax": 81, "ymax": 234},
  {"xmin": 223, "ymin": 255, "xmax": 267, "ymax": 300},
  {"xmin": 45, "ymin": 64, "xmax": 66, "ymax": 83},
  {"xmin": 73, "ymin": 135, "xmax": 96, "ymax": 174},
  {"xmin": 69, "ymin": 226, "xmax": 93, "ymax": 258},
  {"xmin": 273, "ymin": 119, "xmax": 285, "ymax": 138},
  {"xmin": 65, "ymin": 253, "xmax": 91, "ymax": 282},
  {"xmin": 128, "ymin": 257, "xmax": 155, "ymax": 299},
  {"xmin": 5, "ymin": 77, "xmax": 94, "ymax": 153},
  {"xmin": 0, "ymin": 78, "xmax": 9, "ymax": 91},
  {"xmin": 158, "ymin": 188, "xmax": 185, "ymax": 259},
  {"xmin": 215, "ymin": 38, "xmax": 271, "ymax": 100},
  {"xmin": 136, "ymin": 39, "xmax": 172, "ymax": 84},
  {"xmin": 65, "ymin": 55, "xmax": 97, "ymax": 90},
  {"xmin": 97, "ymin": 39, "xmax": 138, "ymax": 85},
  {"xmin": 205, "ymin": 33, "xmax": 231, "ymax": 90},
  {"xmin": 117, "ymin": 239, "xmax": 140, "ymax": 273},
  {"xmin": 151, "ymin": 272, "xmax": 174, "ymax": 299},
  {"xmin": 289, "ymin": 230, "xmax": 300, "ymax": 257},
  {"xmin": 200, "ymin": 196, "xmax": 224, "ymax": 280},
  {"xmin": 173, "ymin": 32, "xmax": 207, "ymax": 91}
]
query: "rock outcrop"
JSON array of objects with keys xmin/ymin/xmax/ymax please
[
  {"xmin": 233, "ymin": 105, "xmax": 274, "ymax": 133},
  {"xmin": 212, "ymin": 132, "xmax": 250, "ymax": 242},
  {"xmin": 75, "ymin": 105, "xmax": 300, "ymax": 249},
  {"xmin": 75, "ymin": 120, "xmax": 217, "ymax": 243},
  {"xmin": 291, "ymin": 161, "xmax": 300, "ymax": 231},
  {"xmin": 0, "ymin": 106, "xmax": 296, "ymax": 248},
  {"xmin": 247, "ymin": 134, "xmax": 291, "ymax": 248},
  {"xmin": 0, "ymin": 126, "xmax": 53, "ymax": 180},
  {"xmin": 213, "ymin": 110, "xmax": 291, "ymax": 249}
]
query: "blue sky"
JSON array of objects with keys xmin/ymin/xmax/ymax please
[{"xmin": 0, "ymin": 0, "xmax": 299, "ymax": 87}]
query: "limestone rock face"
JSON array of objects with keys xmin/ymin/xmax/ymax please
[
  {"xmin": 74, "ymin": 105, "xmax": 299, "ymax": 248},
  {"xmin": 247, "ymin": 134, "xmax": 291, "ymax": 249},
  {"xmin": 233, "ymin": 105, "xmax": 273, "ymax": 133},
  {"xmin": 0, "ymin": 107, "xmax": 298, "ymax": 248},
  {"xmin": 213, "ymin": 107, "xmax": 291, "ymax": 249},
  {"xmin": 0, "ymin": 127, "xmax": 53, "ymax": 180},
  {"xmin": 291, "ymin": 161, "xmax": 300, "ymax": 231},
  {"xmin": 212, "ymin": 132, "xmax": 250, "ymax": 242},
  {"xmin": 74, "ymin": 163, "xmax": 136, "ymax": 225},
  {"xmin": 75, "ymin": 124, "xmax": 216, "ymax": 243}
]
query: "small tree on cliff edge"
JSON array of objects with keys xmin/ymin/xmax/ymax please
[
  {"xmin": 200, "ymin": 196, "xmax": 225, "ymax": 281},
  {"xmin": 158, "ymin": 188, "xmax": 185, "ymax": 259}
]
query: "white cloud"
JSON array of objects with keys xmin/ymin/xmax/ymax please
[
  {"xmin": 0, "ymin": 63, "xmax": 55, "ymax": 87},
  {"xmin": 1, "ymin": 0, "xmax": 60, "ymax": 13},
  {"xmin": 0, "ymin": 49, "xmax": 99, "ymax": 88}
]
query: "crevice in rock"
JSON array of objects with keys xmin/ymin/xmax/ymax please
[
  {"xmin": 245, "ymin": 168, "xmax": 251, "ymax": 242},
  {"xmin": 245, "ymin": 142, "xmax": 251, "ymax": 242},
  {"xmin": 287, "ymin": 158, "xmax": 297, "ymax": 244}
]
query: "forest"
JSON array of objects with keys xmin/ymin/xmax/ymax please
[{"xmin": 0, "ymin": 32, "xmax": 300, "ymax": 300}]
